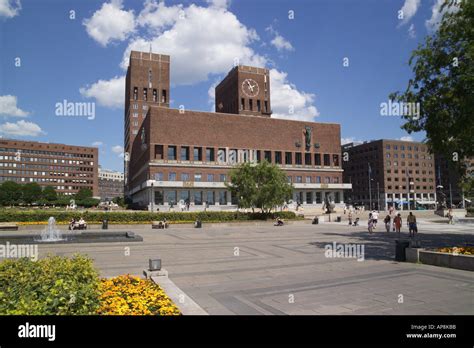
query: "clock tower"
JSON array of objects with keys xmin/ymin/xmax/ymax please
[{"xmin": 215, "ymin": 65, "xmax": 271, "ymax": 117}]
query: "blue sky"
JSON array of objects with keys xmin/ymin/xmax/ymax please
[{"xmin": 0, "ymin": 0, "xmax": 446, "ymax": 171}]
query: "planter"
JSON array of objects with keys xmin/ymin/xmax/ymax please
[{"xmin": 407, "ymin": 248, "xmax": 474, "ymax": 271}]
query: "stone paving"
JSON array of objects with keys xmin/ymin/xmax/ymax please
[{"xmin": 31, "ymin": 219, "xmax": 474, "ymax": 315}]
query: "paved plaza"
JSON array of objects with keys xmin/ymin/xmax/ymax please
[{"xmin": 31, "ymin": 219, "xmax": 473, "ymax": 315}]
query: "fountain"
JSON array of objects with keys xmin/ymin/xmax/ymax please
[{"xmin": 39, "ymin": 217, "xmax": 64, "ymax": 242}]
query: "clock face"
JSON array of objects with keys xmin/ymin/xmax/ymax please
[{"xmin": 241, "ymin": 78, "xmax": 259, "ymax": 97}]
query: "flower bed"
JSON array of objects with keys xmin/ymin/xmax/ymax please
[
  {"xmin": 98, "ymin": 275, "xmax": 180, "ymax": 315},
  {"xmin": 0, "ymin": 255, "xmax": 181, "ymax": 315},
  {"xmin": 437, "ymin": 246, "xmax": 474, "ymax": 255}
]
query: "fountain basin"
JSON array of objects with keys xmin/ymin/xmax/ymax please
[{"xmin": 0, "ymin": 231, "xmax": 143, "ymax": 244}]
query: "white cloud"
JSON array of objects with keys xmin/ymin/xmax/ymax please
[
  {"xmin": 112, "ymin": 145, "xmax": 124, "ymax": 157},
  {"xmin": 425, "ymin": 0, "xmax": 460, "ymax": 32},
  {"xmin": 408, "ymin": 23, "xmax": 416, "ymax": 38},
  {"xmin": 398, "ymin": 0, "xmax": 421, "ymax": 26},
  {"xmin": 400, "ymin": 136, "xmax": 414, "ymax": 141},
  {"xmin": 121, "ymin": 3, "xmax": 264, "ymax": 85},
  {"xmin": 269, "ymin": 69, "xmax": 319, "ymax": 122},
  {"xmin": 79, "ymin": 75, "xmax": 124, "ymax": 108},
  {"xmin": 92, "ymin": 141, "xmax": 103, "ymax": 146},
  {"xmin": 0, "ymin": 0, "xmax": 21, "ymax": 18},
  {"xmin": 0, "ymin": 120, "xmax": 44, "ymax": 137},
  {"xmin": 341, "ymin": 137, "xmax": 363, "ymax": 145},
  {"xmin": 205, "ymin": 0, "xmax": 230, "ymax": 9},
  {"xmin": 266, "ymin": 25, "xmax": 294, "ymax": 52},
  {"xmin": 136, "ymin": 0, "xmax": 182, "ymax": 33},
  {"xmin": 0, "ymin": 95, "xmax": 29, "ymax": 117},
  {"xmin": 83, "ymin": 0, "xmax": 136, "ymax": 46}
]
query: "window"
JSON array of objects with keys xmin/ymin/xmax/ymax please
[
  {"xmin": 333, "ymin": 177, "xmax": 340, "ymax": 183},
  {"xmin": 193, "ymin": 147, "xmax": 202, "ymax": 161},
  {"xmin": 194, "ymin": 173, "xmax": 202, "ymax": 182},
  {"xmin": 285, "ymin": 152, "xmax": 292, "ymax": 165},
  {"xmin": 264, "ymin": 151, "xmax": 271, "ymax": 162},
  {"xmin": 257, "ymin": 100, "xmax": 261, "ymax": 112},
  {"xmin": 305, "ymin": 153, "xmax": 312, "ymax": 165},
  {"xmin": 219, "ymin": 191, "xmax": 227, "ymax": 205},
  {"xmin": 295, "ymin": 153, "xmax": 302, "ymax": 165},
  {"xmin": 133, "ymin": 104, "xmax": 138, "ymax": 109},
  {"xmin": 305, "ymin": 176, "xmax": 311, "ymax": 183},
  {"xmin": 181, "ymin": 173, "xmax": 190, "ymax": 181},
  {"xmin": 180, "ymin": 190, "xmax": 190, "ymax": 203},
  {"xmin": 161, "ymin": 90, "xmax": 167, "ymax": 103},
  {"xmin": 316, "ymin": 176, "xmax": 321, "ymax": 183},
  {"xmin": 132, "ymin": 112, "xmax": 138, "ymax": 118},
  {"xmin": 275, "ymin": 151, "xmax": 282, "ymax": 164},
  {"xmin": 194, "ymin": 191, "xmax": 203, "ymax": 205},
  {"xmin": 169, "ymin": 172, "xmax": 176, "ymax": 181},
  {"xmin": 180, "ymin": 146, "xmax": 190, "ymax": 161},
  {"xmin": 206, "ymin": 148, "xmax": 215, "ymax": 162},
  {"xmin": 133, "ymin": 87, "xmax": 138, "ymax": 100},
  {"xmin": 249, "ymin": 99, "xmax": 253, "ymax": 111},
  {"xmin": 325, "ymin": 177, "xmax": 330, "ymax": 183},
  {"xmin": 386, "ymin": 145, "xmax": 390, "ymax": 150},
  {"xmin": 287, "ymin": 176, "xmax": 292, "ymax": 183},
  {"xmin": 240, "ymin": 98, "xmax": 245, "ymax": 110},
  {"xmin": 153, "ymin": 89, "xmax": 157, "ymax": 102},
  {"xmin": 394, "ymin": 145, "xmax": 398, "ymax": 150},
  {"xmin": 143, "ymin": 88, "xmax": 148, "ymax": 101},
  {"xmin": 207, "ymin": 191, "xmax": 215, "ymax": 204},
  {"xmin": 167, "ymin": 146, "xmax": 177, "ymax": 160},
  {"xmin": 315, "ymin": 153, "xmax": 321, "ymax": 166},
  {"xmin": 333, "ymin": 154, "xmax": 339, "ymax": 166},
  {"xmin": 207, "ymin": 174, "xmax": 214, "ymax": 182},
  {"xmin": 154, "ymin": 172, "xmax": 163, "ymax": 181},
  {"xmin": 296, "ymin": 176, "xmax": 302, "ymax": 183},
  {"xmin": 401, "ymin": 145, "xmax": 405, "ymax": 150},
  {"xmin": 323, "ymin": 154, "xmax": 330, "ymax": 166},
  {"xmin": 220, "ymin": 174, "xmax": 226, "ymax": 182},
  {"xmin": 306, "ymin": 192, "xmax": 312, "ymax": 204},
  {"xmin": 264, "ymin": 101, "xmax": 268, "ymax": 113}
]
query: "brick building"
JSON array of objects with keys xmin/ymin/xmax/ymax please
[
  {"xmin": 127, "ymin": 51, "xmax": 351, "ymax": 211},
  {"xmin": 98, "ymin": 168, "xmax": 124, "ymax": 201},
  {"xmin": 342, "ymin": 139, "xmax": 436, "ymax": 210},
  {"xmin": 0, "ymin": 139, "xmax": 99, "ymax": 196}
]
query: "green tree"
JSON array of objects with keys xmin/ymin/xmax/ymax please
[
  {"xmin": 21, "ymin": 183, "xmax": 42, "ymax": 205},
  {"xmin": 389, "ymin": 0, "xmax": 474, "ymax": 186},
  {"xmin": 75, "ymin": 188, "xmax": 93, "ymax": 201},
  {"xmin": 227, "ymin": 161, "xmax": 293, "ymax": 213},
  {"xmin": 0, "ymin": 181, "xmax": 22, "ymax": 206},
  {"xmin": 41, "ymin": 186, "xmax": 57, "ymax": 203}
]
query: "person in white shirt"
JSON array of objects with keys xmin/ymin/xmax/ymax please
[{"xmin": 371, "ymin": 210, "xmax": 379, "ymax": 228}]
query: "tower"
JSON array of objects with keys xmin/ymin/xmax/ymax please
[
  {"xmin": 215, "ymin": 65, "xmax": 271, "ymax": 117},
  {"xmin": 124, "ymin": 50, "xmax": 170, "ymax": 191}
]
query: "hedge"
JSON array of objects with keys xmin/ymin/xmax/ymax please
[
  {"xmin": 0, "ymin": 210, "xmax": 300, "ymax": 224},
  {"xmin": 0, "ymin": 254, "xmax": 100, "ymax": 315}
]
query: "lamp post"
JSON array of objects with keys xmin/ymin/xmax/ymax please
[
  {"xmin": 368, "ymin": 163, "xmax": 372, "ymax": 210},
  {"xmin": 151, "ymin": 182, "xmax": 154, "ymax": 212},
  {"xmin": 377, "ymin": 181, "xmax": 380, "ymax": 211}
]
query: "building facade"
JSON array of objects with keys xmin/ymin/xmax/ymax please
[
  {"xmin": 124, "ymin": 50, "xmax": 170, "ymax": 191},
  {"xmin": 127, "ymin": 51, "xmax": 351, "ymax": 211},
  {"xmin": 435, "ymin": 155, "xmax": 474, "ymax": 207},
  {"xmin": 342, "ymin": 139, "xmax": 436, "ymax": 210},
  {"xmin": 0, "ymin": 139, "xmax": 99, "ymax": 196},
  {"xmin": 98, "ymin": 168, "xmax": 124, "ymax": 201}
]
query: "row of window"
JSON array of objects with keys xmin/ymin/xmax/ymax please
[
  {"xmin": 155, "ymin": 172, "xmax": 227, "ymax": 182},
  {"xmin": 387, "ymin": 161, "xmax": 433, "ymax": 167},
  {"xmin": 386, "ymin": 185, "xmax": 434, "ymax": 190},
  {"xmin": 0, "ymin": 169, "xmax": 94, "ymax": 179},
  {"xmin": 0, "ymin": 147, "xmax": 94, "ymax": 158},
  {"xmin": 239, "ymin": 98, "xmax": 269, "ymax": 113},
  {"xmin": 295, "ymin": 191, "xmax": 341, "ymax": 205},
  {"xmin": 161, "ymin": 145, "xmax": 340, "ymax": 167},
  {"xmin": 0, "ymin": 155, "xmax": 94, "ymax": 166},
  {"xmin": 387, "ymin": 177, "xmax": 434, "ymax": 182},
  {"xmin": 386, "ymin": 153, "xmax": 431, "ymax": 160},
  {"xmin": 154, "ymin": 190, "xmax": 228, "ymax": 206},
  {"xmin": 132, "ymin": 87, "xmax": 167, "ymax": 103},
  {"xmin": 386, "ymin": 144, "xmax": 426, "ymax": 152},
  {"xmin": 0, "ymin": 162, "xmax": 95, "ymax": 173},
  {"xmin": 0, "ymin": 176, "xmax": 93, "ymax": 186},
  {"xmin": 289, "ymin": 176, "xmax": 340, "ymax": 184}
]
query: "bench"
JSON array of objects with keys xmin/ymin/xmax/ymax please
[
  {"xmin": 0, "ymin": 223, "xmax": 19, "ymax": 231},
  {"xmin": 152, "ymin": 221, "xmax": 169, "ymax": 229}
]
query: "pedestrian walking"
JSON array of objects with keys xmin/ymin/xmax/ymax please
[
  {"xmin": 394, "ymin": 213, "xmax": 402, "ymax": 233},
  {"xmin": 348, "ymin": 211, "xmax": 353, "ymax": 226},
  {"xmin": 368, "ymin": 213, "xmax": 374, "ymax": 233},
  {"xmin": 384, "ymin": 214, "xmax": 391, "ymax": 233},
  {"xmin": 407, "ymin": 212, "xmax": 417, "ymax": 237},
  {"xmin": 371, "ymin": 210, "xmax": 379, "ymax": 228}
]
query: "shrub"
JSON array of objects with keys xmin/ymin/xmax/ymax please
[
  {"xmin": 0, "ymin": 210, "xmax": 300, "ymax": 224},
  {"xmin": 0, "ymin": 254, "xmax": 100, "ymax": 315},
  {"xmin": 98, "ymin": 275, "xmax": 180, "ymax": 315}
]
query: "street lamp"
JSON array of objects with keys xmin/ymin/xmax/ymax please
[{"xmin": 151, "ymin": 182, "xmax": 154, "ymax": 212}]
